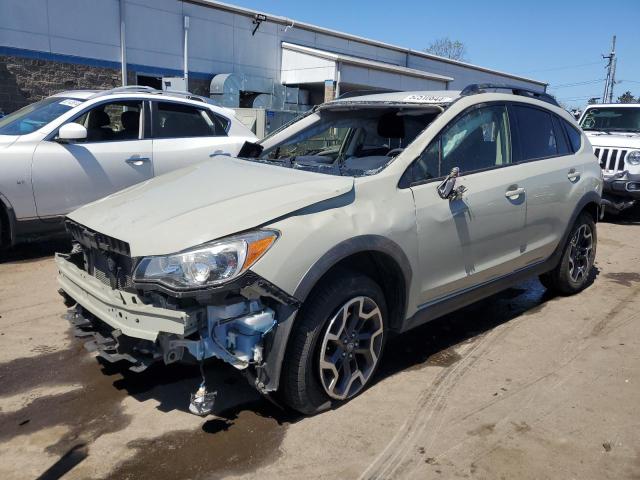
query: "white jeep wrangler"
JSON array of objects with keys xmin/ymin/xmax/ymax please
[{"xmin": 579, "ymin": 103, "xmax": 640, "ymax": 213}]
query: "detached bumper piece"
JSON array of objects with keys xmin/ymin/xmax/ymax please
[
  {"xmin": 66, "ymin": 306, "xmax": 158, "ymax": 372},
  {"xmin": 602, "ymin": 171, "xmax": 640, "ymax": 213}
]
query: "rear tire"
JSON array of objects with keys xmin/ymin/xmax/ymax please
[
  {"xmin": 280, "ymin": 270, "xmax": 387, "ymax": 415},
  {"xmin": 539, "ymin": 212, "xmax": 597, "ymax": 295}
]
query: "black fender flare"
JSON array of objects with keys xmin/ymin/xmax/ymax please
[
  {"xmin": 0, "ymin": 192, "xmax": 17, "ymax": 246},
  {"xmin": 545, "ymin": 190, "xmax": 601, "ymax": 270},
  {"xmin": 261, "ymin": 235, "xmax": 412, "ymax": 392},
  {"xmin": 293, "ymin": 234, "xmax": 413, "ymax": 303}
]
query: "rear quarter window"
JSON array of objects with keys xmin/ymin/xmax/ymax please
[{"xmin": 563, "ymin": 120, "xmax": 582, "ymax": 152}]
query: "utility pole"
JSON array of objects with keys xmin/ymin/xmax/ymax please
[{"xmin": 602, "ymin": 35, "xmax": 616, "ymax": 103}]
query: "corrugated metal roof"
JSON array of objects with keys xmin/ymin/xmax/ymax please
[
  {"xmin": 282, "ymin": 42, "xmax": 453, "ymax": 83},
  {"xmin": 185, "ymin": 0, "xmax": 548, "ymax": 87}
]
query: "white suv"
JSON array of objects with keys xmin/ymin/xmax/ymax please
[
  {"xmin": 579, "ymin": 103, "xmax": 640, "ymax": 213},
  {"xmin": 0, "ymin": 86, "xmax": 257, "ymax": 248}
]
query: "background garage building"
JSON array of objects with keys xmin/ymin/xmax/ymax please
[{"xmin": 0, "ymin": 0, "xmax": 546, "ymax": 134}]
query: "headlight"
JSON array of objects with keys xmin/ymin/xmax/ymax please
[
  {"xmin": 627, "ymin": 150, "xmax": 640, "ymax": 165},
  {"xmin": 133, "ymin": 230, "xmax": 278, "ymax": 289}
]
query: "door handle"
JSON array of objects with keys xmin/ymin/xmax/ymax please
[
  {"xmin": 567, "ymin": 169, "xmax": 581, "ymax": 181},
  {"xmin": 125, "ymin": 156, "xmax": 150, "ymax": 166},
  {"xmin": 505, "ymin": 187, "xmax": 525, "ymax": 199}
]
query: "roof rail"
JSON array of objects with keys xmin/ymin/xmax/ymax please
[
  {"xmin": 460, "ymin": 83, "xmax": 559, "ymax": 107},
  {"xmin": 88, "ymin": 86, "xmax": 209, "ymax": 103},
  {"xmin": 336, "ymin": 89, "xmax": 400, "ymax": 100}
]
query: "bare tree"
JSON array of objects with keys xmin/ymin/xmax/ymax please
[
  {"xmin": 617, "ymin": 91, "xmax": 637, "ymax": 104},
  {"xmin": 425, "ymin": 37, "xmax": 468, "ymax": 61}
]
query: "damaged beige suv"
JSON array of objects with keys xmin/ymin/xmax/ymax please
[{"xmin": 57, "ymin": 84, "xmax": 602, "ymax": 415}]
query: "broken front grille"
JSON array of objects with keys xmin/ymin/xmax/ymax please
[
  {"xmin": 65, "ymin": 219, "xmax": 135, "ymax": 291},
  {"xmin": 89, "ymin": 247, "xmax": 135, "ymax": 291},
  {"xmin": 594, "ymin": 147, "xmax": 627, "ymax": 172}
]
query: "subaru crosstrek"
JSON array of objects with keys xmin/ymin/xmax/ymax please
[{"xmin": 56, "ymin": 84, "xmax": 602, "ymax": 414}]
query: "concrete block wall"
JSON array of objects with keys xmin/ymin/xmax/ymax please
[{"xmin": 0, "ymin": 55, "xmax": 125, "ymax": 114}]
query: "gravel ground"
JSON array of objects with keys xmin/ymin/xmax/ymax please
[{"xmin": 0, "ymin": 220, "xmax": 638, "ymax": 480}]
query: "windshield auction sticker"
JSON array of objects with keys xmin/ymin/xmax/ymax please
[
  {"xmin": 403, "ymin": 94, "xmax": 453, "ymax": 103},
  {"xmin": 59, "ymin": 99, "xmax": 83, "ymax": 107}
]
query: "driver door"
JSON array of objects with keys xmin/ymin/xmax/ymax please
[
  {"xmin": 32, "ymin": 99, "xmax": 153, "ymax": 218},
  {"xmin": 408, "ymin": 104, "xmax": 529, "ymax": 305}
]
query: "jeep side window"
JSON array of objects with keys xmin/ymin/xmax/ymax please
[
  {"xmin": 441, "ymin": 105, "xmax": 511, "ymax": 174},
  {"xmin": 511, "ymin": 105, "xmax": 558, "ymax": 161},
  {"xmin": 72, "ymin": 100, "xmax": 143, "ymax": 142},
  {"xmin": 154, "ymin": 102, "xmax": 228, "ymax": 138}
]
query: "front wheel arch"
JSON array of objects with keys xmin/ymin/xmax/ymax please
[
  {"xmin": 293, "ymin": 236, "xmax": 412, "ymax": 331},
  {"xmin": 0, "ymin": 195, "xmax": 16, "ymax": 248}
]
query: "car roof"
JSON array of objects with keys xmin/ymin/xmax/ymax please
[
  {"xmin": 584, "ymin": 103, "xmax": 640, "ymax": 108},
  {"xmin": 51, "ymin": 90, "xmax": 100, "ymax": 100},
  {"xmin": 49, "ymin": 88, "xmax": 237, "ymax": 117},
  {"xmin": 326, "ymin": 90, "xmax": 461, "ymax": 107}
]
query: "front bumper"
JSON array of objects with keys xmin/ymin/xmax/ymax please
[
  {"xmin": 603, "ymin": 171, "xmax": 640, "ymax": 199},
  {"xmin": 56, "ymin": 253, "xmax": 198, "ymax": 341},
  {"xmin": 56, "ymin": 252, "xmax": 290, "ymax": 391}
]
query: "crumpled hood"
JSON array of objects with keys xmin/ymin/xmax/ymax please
[
  {"xmin": 0, "ymin": 135, "xmax": 19, "ymax": 149},
  {"xmin": 68, "ymin": 156, "xmax": 354, "ymax": 256}
]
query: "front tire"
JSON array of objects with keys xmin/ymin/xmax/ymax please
[
  {"xmin": 539, "ymin": 212, "xmax": 597, "ymax": 295},
  {"xmin": 280, "ymin": 271, "xmax": 387, "ymax": 415}
]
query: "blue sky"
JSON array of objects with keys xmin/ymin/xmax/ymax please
[{"xmin": 229, "ymin": 0, "xmax": 640, "ymax": 108}]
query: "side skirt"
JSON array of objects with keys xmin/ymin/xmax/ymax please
[{"xmin": 401, "ymin": 258, "xmax": 555, "ymax": 333}]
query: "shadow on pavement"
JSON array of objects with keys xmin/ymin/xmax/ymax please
[
  {"xmin": 0, "ymin": 254, "xmax": 597, "ymax": 479},
  {"xmin": 375, "ymin": 278, "xmax": 557, "ymax": 381},
  {"xmin": 0, "ymin": 238, "xmax": 71, "ymax": 264}
]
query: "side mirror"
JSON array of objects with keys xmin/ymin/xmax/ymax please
[
  {"xmin": 57, "ymin": 123, "xmax": 87, "ymax": 142},
  {"xmin": 437, "ymin": 167, "xmax": 467, "ymax": 200}
]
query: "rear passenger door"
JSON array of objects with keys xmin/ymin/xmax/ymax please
[
  {"xmin": 509, "ymin": 104, "xmax": 583, "ymax": 264},
  {"xmin": 408, "ymin": 103, "xmax": 530, "ymax": 305},
  {"xmin": 151, "ymin": 101, "xmax": 243, "ymax": 176}
]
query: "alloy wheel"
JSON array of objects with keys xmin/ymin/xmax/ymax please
[
  {"xmin": 318, "ymin": 296, "xmax": 384, "ymax": 400},
  {"xmin": 568, "ymin": 223, "xmax": 594, "ymax": 283}
]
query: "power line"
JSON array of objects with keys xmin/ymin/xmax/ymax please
[
  {"xmin": 548, "ymin": 78, "xmax": 606, "ymax": 89},
  {"xmin": 557, "ymin": 93, "xmax": 602, "ymax": 101},
  {"xmin": 517, "ymin": 61, "xmax": 603, "ymax": 74}
]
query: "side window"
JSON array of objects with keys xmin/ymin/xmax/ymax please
[
  {"xmin": 412, "ymin": 138, "xmax": 440, "ymax": 183},
  {"xmin": 154, "ymin": 102, "xmax": 228, "ymax": 138},
  {"xmin": 552, "ymin": 116, "xmax": 571, "ymax": 155},
  {"xmin": 441, "ymin": 105, "xmax": 512, "ymax": 174},
  {"xmin": 563, "ymin": 121, "xmax": 582, "ymax": 152},
  {"xmin": 512, "ymin": 105, "xmax": 558, "ymax": 161},
  {"xmin": 73, "ymin": 100, "xmax": 142, "ymax": 142}
]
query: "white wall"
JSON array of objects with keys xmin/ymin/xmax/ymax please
[{"xmin": 0, "ymin": 0, "xmax": 545, "ymax": 91}]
